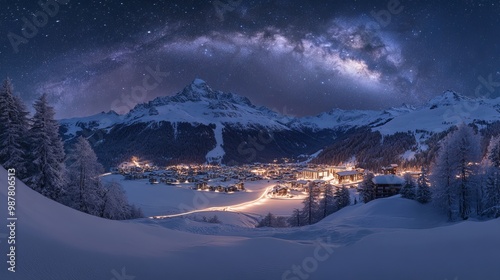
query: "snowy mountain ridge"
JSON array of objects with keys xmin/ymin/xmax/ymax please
[
  {"xmin": 60, "ymin": 80, "xmax": 500, "ymax": 137},
  {"xmin": 58, "ymin": 80, "xmax": 500, "ymax": 167}
]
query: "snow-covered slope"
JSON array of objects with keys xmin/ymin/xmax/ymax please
[
  {"xmin": 375, "ymin": 91, "xmax": 500, "ymax": 135},
  {"xmin": 2, "ymin": 166, "xmax": 500, "ymax": 280}
]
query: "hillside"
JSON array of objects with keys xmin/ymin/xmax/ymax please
[{"xmin": 2, "ymin": 166, "xmax": 500, "ymax": 280}]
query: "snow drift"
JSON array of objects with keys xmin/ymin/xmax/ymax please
[{"xmin": 1, "ymin": 166, "xmax": 500, "ymax": 280}]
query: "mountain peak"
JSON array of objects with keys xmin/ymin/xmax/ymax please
[
  {"xmin": 192, "ymin": 78, "xmax": 207, "ymax": 86},
  {"xmin": 189, "ymin": 78, "xmax": 210, "ymax": 93},
  {"xmin": 428, "ymin": 90, "xmax": 468, "ymax": 107}
]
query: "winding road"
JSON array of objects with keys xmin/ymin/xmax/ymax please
[{"xmin": 149, "ymin": 186, "xmax": 273, "ymax": 219}]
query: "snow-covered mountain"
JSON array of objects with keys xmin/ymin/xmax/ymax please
[
  {"xmin": 60, "ymin": 79, "xmax": 338, "ymax": 167},
  {"xmin": 59, "ymin": 80, "xmax": 500, "ymax": 168},
  {"xmin": 62, "ymin": 79, "xmax": 289, "ymax": 132}
]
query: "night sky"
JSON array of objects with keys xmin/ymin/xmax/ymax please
[{"xmin": 0, "ymin": 0, "xmax": 499, "ymax": 118}]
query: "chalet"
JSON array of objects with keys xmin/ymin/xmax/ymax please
[
  {"xmin": 372, "ymin": 174, "xmax": 405, "ymax": 198},
  {"xmin": 149, "ymin": 177, "xmax": 159, "ymax": 184},
  {"xmin": 382, "ymin": 164, "xmax": 398, "ymax": 175},
  {"xmin": 335, "ymin": 170, "xmax": 364, "ymax": 183},
  {"xmin": 235, "ymin": 182, "xmax": 245, "ymax": 191},
  {"xmin": 195, "ymin": 182, "xmax": 209, "ymax": 190},
  {"xmin": 271, "ymin": 185, "xmax": 288, "ymax": 196}
]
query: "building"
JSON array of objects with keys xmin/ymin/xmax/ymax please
[
  {"xmin": 381, "ymin": 164, "xmax": 398, "ymax": 175},
  {"xmin": 372, "ymin": 174, "xmax": 405, "ymax": 198},
  {"xmin": 335, "ymin": 170, "xmax": 364, "ymax": 183},
  {"xmin": 300, "ymin": 169, "xmax": 329, "ymax": 180}
]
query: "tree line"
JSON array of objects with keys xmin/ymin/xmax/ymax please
[
  {"xmin": 257, "ymin": 183, "xmax": 351, "ymax": 228},
  {"xmin": 0, "ymin": 78, "xmax": 142, "ymax": 220},
  {"xmin": 357, "ymin": 124, "xmax": 500, "ymax": 221}
]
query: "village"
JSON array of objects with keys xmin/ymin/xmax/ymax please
[{"xmin": 111, "ymin": 157, "xmax": 420, "ymax": 201}]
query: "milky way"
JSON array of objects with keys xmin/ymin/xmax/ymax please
[{"xmin": 0, "ymin": 0, "xmax": 499, "ymax": 118}]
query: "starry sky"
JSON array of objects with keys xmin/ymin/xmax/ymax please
[{"xmin": 0, "ymin": 0, "xmax": 499, "ymax": 118}]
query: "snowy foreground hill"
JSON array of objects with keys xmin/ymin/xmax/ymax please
[
  {"xmin": 2, "ymin": 166, "xmax": 500, "ymax": 280},
  {"xmin": 59, "ymin": 79, "xmax": 500, "ymax": 168}
]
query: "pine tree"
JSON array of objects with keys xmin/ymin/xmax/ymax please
[
  {"xmin": 359, "ymin": 172, "xmax": 375, "ymax": 203},
  {"xmin": 415, "ymin": 167, "xmax": 431, "ymax": 204},
  {"xmin": 319, "ymin": 184, "xmax": 337, "ymax": 218},
  {"xmin": 257, "ymin": 212, "xmax": 287, "ymax": 227},
  {"xmin": 66, "ymin": 136, "xmax": 105, "ymax": 215},
  {"xmin": 334, "ymin": 186, "xmax": 351, "ymax": 210},
  {"xmin": 431, "ymin": 125, "xmax": 481, "ymax": 220},
  {"xmin": 100, "ymin": 181, "xmax": 129, "ymax": 220},
  {"xmin": 451, "ymin": 124, "xmax": 481, "ymax": 220},
  {"xmin": 288, "ymin": 208, "xmax": 302, "ymax": 227},
  {"xmin": 100, "ymin": 181, "xmax": 143, "ymax": 220},
  {"xmin": 400, "ymin": 173, "xmax": 416, "ymax": 200},
  {"xmin": 431, "ymin": 132, "xmax": 458, "ymax": 221},
  {"xmin": 26, "ymin": 93, "xmax": 66, "ymax": 201},
  {"xmin": 0, "ymin": 79, "xmax": 30, "ymax": 177},
  {"xmin": 482, "ymin": 166, "xmax": 500, "ymax": 218},
  {"xmin": 487, "ymin": 136, "xmax": 500, "ymax": 168},
  {"xmin": 302, "ymin": 182, "xmax": 320, "ymax": 225},
  {"xmin": 258, "ymin": 212, "xmax": 276, "ymax": 227}
]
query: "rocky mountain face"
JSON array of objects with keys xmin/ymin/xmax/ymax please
[{"xmin": 59, "ymin": 80, "xmax": 500, "ymax": 169}]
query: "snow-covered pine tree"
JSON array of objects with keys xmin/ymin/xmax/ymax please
[
  {"xmin": 288, "ymin": 208, "xmax": 302, "ymax": 227},
  {"xmin": 258, "ymin": 212, "xmax": 276, "ymax": 227},
  {"xmin": 449, "ymin": 124, "xmax": 481, "ymax": 220},
  {"xmin": 26, "ymin": 93, "xmax": 66, "ymax": 201},
  {"xmin": 482, "ymin": 166, "xmax": 500, "ymax": 218},
  {"xmin": 66, "ymin": 136, "xmax": 105, "ymax": 215},
  {"xmin": 319, "ymin": 184, "xmax": 337, "ymax": 218},
  {"xmin": 302, "ymin": 182, "xmax": 321, "ymax": 225},
  {"xmin": 334, "ymin": 185, "xmax": 350, "ymax": 210},
  {"xmin": 432, "ymin": 125, "xmax": 481, "ymax": 220},
  {"xmin": 100, "ymin": 181, "xmax": 130, "ymax": 220},
  {"xmin": 100, "ymin": 181, "xmax": 143, "ymax": 220},
  {"xmin": 415, "ymin": 167, "xmax": 431, "ymax": 204},
  {"xmin": 257, "ymin": 212, "xmax": 287, "ymax": 227},
  {"xmin": 0, "ymin": 79, "xmax": 30, "ymax": 177},
  {"xmin": 400, "ymin": 173, "xmax": 416, "ymax": 200},
  {"xmin": 359, "ymin": 172, "xmax": 375, "ymax": 203},
  {"xmin": 487, "ymin": 136, "xmax": 500, "ymax": 168},
  {"xmin": 431, "ymin": 132, "xmax": 458, "ymax": 221}
]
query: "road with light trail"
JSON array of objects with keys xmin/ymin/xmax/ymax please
[{"xmin": 150, "ymin": 186, "xmax": 273, "ymax": 219}]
